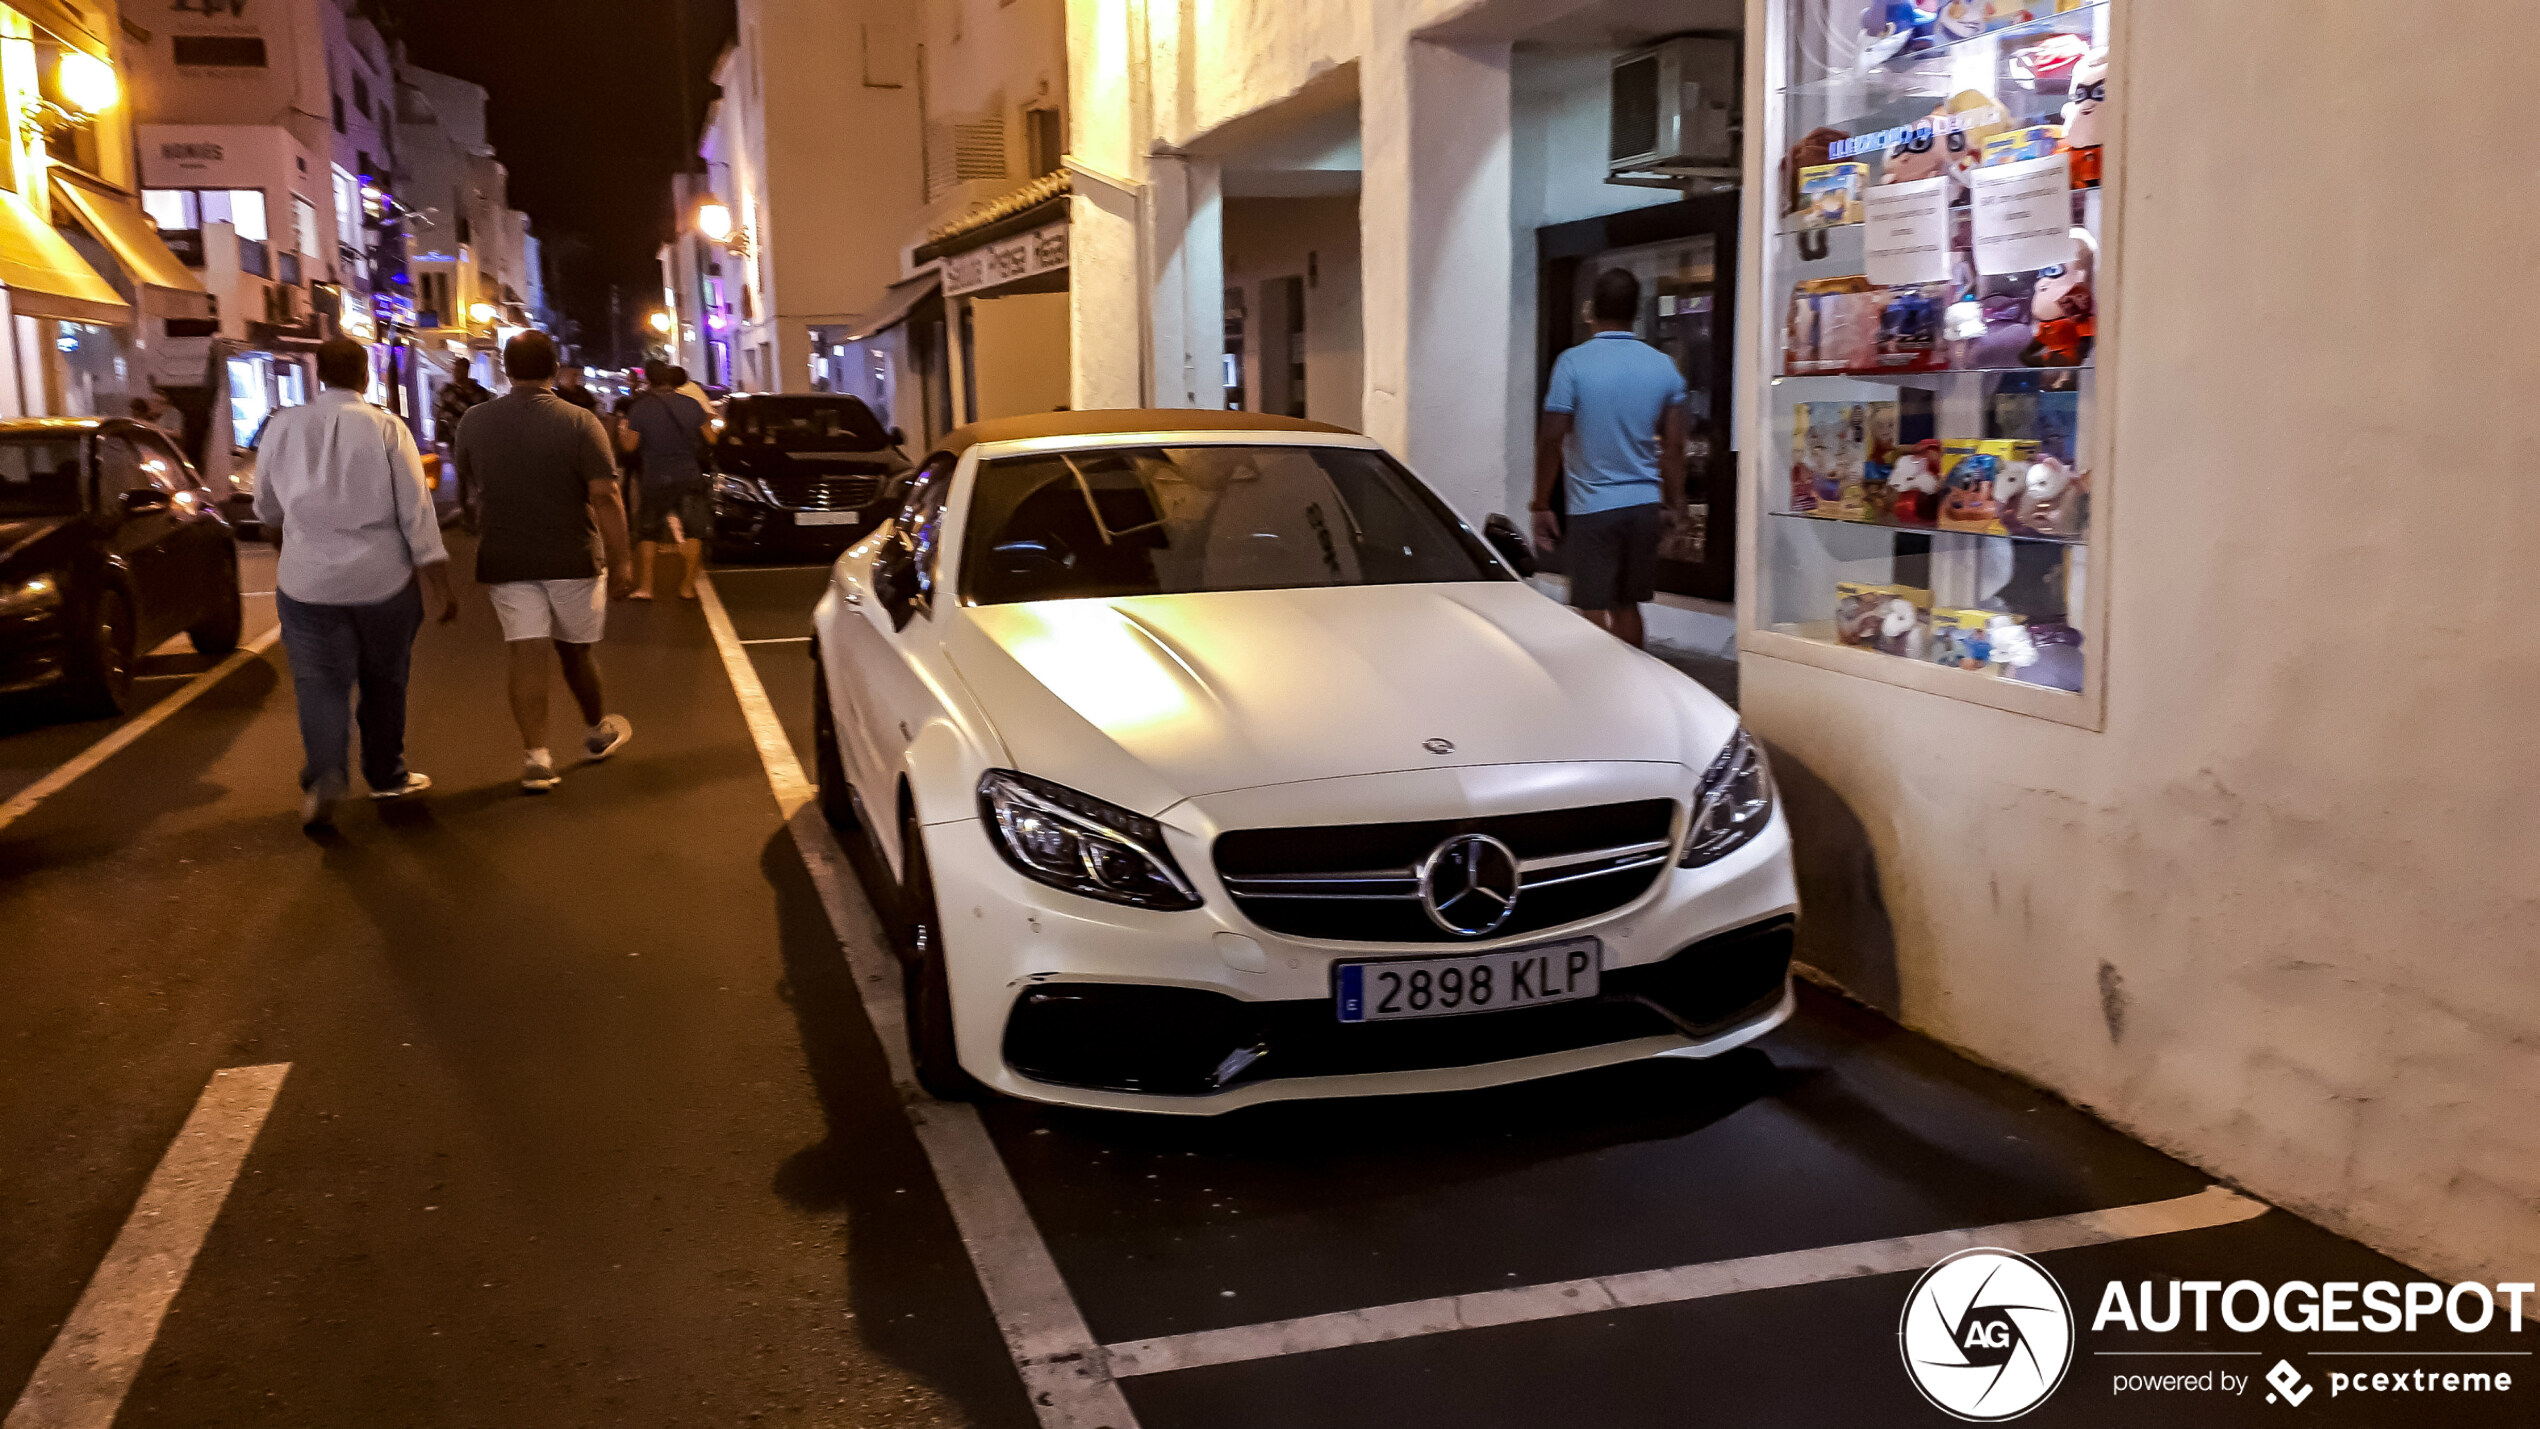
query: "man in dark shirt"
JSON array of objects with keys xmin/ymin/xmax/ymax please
[
  {"xmin": 454, "ymin": 331, "xmax": 638, "ymax": 793},
  {"xmin": 553, "ymin": 364, "xmax": 600, "ymax": 413},
  {"xmin": 617, "ymin": 362, "xmax": 715, "ymax": 600}
]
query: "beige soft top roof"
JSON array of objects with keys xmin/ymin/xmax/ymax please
[{"xmin": 936, "ymin": 408, "xmax": 1359, "ymax": 456}]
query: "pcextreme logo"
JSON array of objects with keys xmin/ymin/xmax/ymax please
[{"xmin": 1900, "ymin": 1248, "xmax": 2077, "ymax": 1421}]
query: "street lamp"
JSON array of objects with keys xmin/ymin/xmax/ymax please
[
  {"xmin": 469, "ymin": 301, "xmax": 498, "ymax": 326},
  {"xmin": 648, "ymin": 310, "xmax": 674, "ymax": 335},
  {"xmin": 694, "ymin": 198, "xmax": 733, "ymax": 243}
]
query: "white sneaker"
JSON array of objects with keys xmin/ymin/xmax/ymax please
[
  {"xmin": 369, "ymin": 771, "xmax": 433, "ymax": 801},
  {"xmin": 521, "ymin": 755, "xmax": 562, "ymax": 793},
  {"xmin": 584, "ymin": 714, "xmax": 633, "ymax": 762}
]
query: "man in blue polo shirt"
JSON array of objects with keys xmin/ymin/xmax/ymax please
[{"xmin": 1532, "ymin": 268, "xmax": 1687, "ymax": 648}]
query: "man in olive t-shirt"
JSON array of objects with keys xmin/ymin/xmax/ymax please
[{"xmin": 454, "ymin": 331, "xmax": 638, "ymax": 793}]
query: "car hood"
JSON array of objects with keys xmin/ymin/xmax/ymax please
[
  {"xmin": 943, "ymin": 582, "xmax": 1736, "ymax": 817},
  {"xmin": 0, "ymin": 516, "xmax": 74, "ymax": 569}
]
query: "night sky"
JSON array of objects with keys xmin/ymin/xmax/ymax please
[{"xmin": 396, "ymin": 0, "xmax": 734, "ymax": 364}]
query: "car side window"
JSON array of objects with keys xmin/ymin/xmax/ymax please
[
  {"xmin": 902, "ymin": 452, "xmax": 955, "ymax": 599},
  {"xmin": 95, "ymin": 435, "xmax": 162, "ymax": 500},
  {"xmin": 139, "ymin": 432, "xmax": 199, "ymax": 490}
]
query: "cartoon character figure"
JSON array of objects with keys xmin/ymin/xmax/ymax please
[
  {"xmin": 1879, "ymin": 286, "xmax": 1940, "ymax": 357},
  {"xmin": 2010, "ymin": 454, "xmax": 2088, "ymax": 537},
  {"xmin": 1835, "ymin": 587, "xmax": 1889, "ymax": 645},
  {"xmin": 2023, "ymin": 229, "xmax": 2096, "ymax": 367},
  {"xmin": 1887, "ymin": 442, "xmax": 1944, "ymax": 525},
  {"xmin": 1937, "ymin": 452, "xmax": 2004, "ymax": 531},
  {"xmin": 1966, "ymin": 290, "xmax": 2035, "ymax": 369},
  {"xmin": 1935, "ymin": 0, "xmax": 1987, "ymax": 42},
  {"xmin": 1883, "ymin": 92, "xmax": 2009, "ymax": 193},
  {"xmin": 1859, "ymin": 1, "xmax": 1937, "ymax": 67},
  {"xmin": 1986, "ymin": 619, "xmax": 2041, "ymax": 669},
  {"xmin": 2060, "ymin": 47, "xmax": 2110, "ymax": 186},
  {"xmin": 2010, "ymin": 33, "xmax": 2090, "ymax": 92}
]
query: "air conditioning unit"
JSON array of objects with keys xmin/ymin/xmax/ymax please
[{"xmin": 1609, "ymin": 36, "xmax": 1741, "ymax": 188}]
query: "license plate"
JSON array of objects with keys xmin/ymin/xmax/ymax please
[
  {"xmin": 1335, "ymin": 939, "xmax": 1601, "ymax": 1024},
  {"xmin": 796, "ymin": 511, "xmax": 859, "ymax": 526}
]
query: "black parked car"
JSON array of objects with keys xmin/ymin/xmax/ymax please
[
  {"xmin": 707, "ymin": 394, "xmax": 911, "ymax": 559},
  {"xmin": 0, "ymin": 418, "xmax": 242, "ymax": 716}
]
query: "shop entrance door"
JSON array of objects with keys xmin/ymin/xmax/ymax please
[{"xmin": 1538, "ymin": 193, "xmax": 1739, "ymax": 603}]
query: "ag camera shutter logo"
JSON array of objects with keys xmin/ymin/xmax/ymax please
[{"xmin": 1900, "ymin": 1248, "xmax": 2076, "ymax": 1420}]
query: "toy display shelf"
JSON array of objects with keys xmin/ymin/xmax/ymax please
[
  {"xmin": 1781, "ymin": 1, "xmax": 2109, "ymax": 101},
  {"xmin": 1773, "ymin": 365, "xmax": 2091, "ymax": 383},
  {"xmin": 1767, "ymin": 510, "xmax": 2084, "ymax": 547}
]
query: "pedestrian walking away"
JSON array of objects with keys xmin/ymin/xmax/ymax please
[
  {"xmin": 252, "ymin": 336, "xmax": 460, "ymax": 831},
  {"xmin": 435, "ymin": 367, "xmax": 496, "ymax": 526},
  {"xmin": 454, "ymin": 330, "xmax": 638, "ymax": 793},
  {"xmin": 1532, "ymin": 267, "xmax": 1689, "ymax": 650},
  {"xmin": 617, "ymin": 361, "xmax": 715, "ymax": 601}
]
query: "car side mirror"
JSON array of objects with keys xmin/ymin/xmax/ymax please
[
  {"xmin": 872, "ymin": 540, "xmax": 927, "ymax": 630},
  {"xmin": 1483, "ymin": 513, "xmax": 1537, "ymax": 577},
  {"xmin": 887, "ymin": 426, "xmax": 906, "ymax": 447},
  {"xmin": 119, "ymin": 487, "xmax": 171, "ymax": 516}
]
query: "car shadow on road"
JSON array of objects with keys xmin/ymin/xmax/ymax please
[{"xmin": 759, "ymin": 830, "xmax": 1040, "ymax": 1429}]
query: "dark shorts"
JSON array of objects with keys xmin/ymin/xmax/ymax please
[
  {"xmin": 1564, "ymin": 503, "xmax": 1663, "ymax": 609},
  {"xmin": 637, "ymin": 482, "xmax": 713, "ymax": 543}
]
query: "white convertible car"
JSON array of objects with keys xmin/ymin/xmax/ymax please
[{"xmin": 809, "ymin": 410, "xmax": 1797, "ymax": 1112}]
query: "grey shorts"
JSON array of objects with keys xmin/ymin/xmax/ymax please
[
  {"xmin": 1564, "ymin": 503, "xmax": 1663, "ymax": 609},
  {"xmin": 637, "ymin": 482, "xmax": 713, "ymax": 543}
]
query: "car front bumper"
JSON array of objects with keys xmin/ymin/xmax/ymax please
[
  {"xmin": 711, "ymin": 499, "xmax": 871, "ymax": 554},
  {"xmin": 922, "ymin": 761, "xmax": 1801, "ymax": 1114}
]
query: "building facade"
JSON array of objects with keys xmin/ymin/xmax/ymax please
[{"xmin": 1057, "ymin": 0, "xmax": 2536, "ymax": 1287}]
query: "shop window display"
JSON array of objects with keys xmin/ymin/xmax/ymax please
[{"xmin": 1752, "ymin": 0, "xmax": 2114, "ymax": 715}]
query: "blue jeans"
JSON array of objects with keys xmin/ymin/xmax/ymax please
[{"xmin": 276, "ymin": 580, "xmax": 424, "ymax": 796}]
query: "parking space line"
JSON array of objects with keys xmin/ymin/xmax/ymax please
[
  {"xmin": 0, "ymin": 627, "xmax": 281, "ymax": 838},
  {"xmin": 1102, "ymin": 1186, "xmax": 2268, "ymax": 1380},
  {"xmin": 738, "ymin": 636, "xmax": 810, "ymax": 645},
  {"xmin": 3, "ymin": 1064, "xmax": 291, "ymax": 1429},
  {"xmin": 696, "ymin": 574, "xmax": 1139, "ymax": 1429}
]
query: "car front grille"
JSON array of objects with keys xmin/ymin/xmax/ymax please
[
  {"xmin": 1214, "ymin": 799, "xmax": 1677, "ymax": 943},
  {"xmin": 759, "ymin": 473, "xmax": 882, "ymax": 510},
  {"xmin": 1000, "ymin": 916, "xmax": 1795, "ymax": 1096}
]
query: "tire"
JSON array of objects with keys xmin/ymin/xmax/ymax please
[
  {"xmin": 898, "ymin": 813, "xmax": 984, "ymax": 1101},
  {"xmin": 189, "ymin": 554, "xmax": 243, "ymax": 657},
  {"xmin": 810, "ymin": 668, "xmax": 858, "ymax": 831},
  {"xmin": 69, "ymin": 586, "xmax": 137, "ymax": 717}
]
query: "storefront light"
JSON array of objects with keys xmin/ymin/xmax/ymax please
[
  {"xmin": 56, "ymin": 51, "xmax": 117, "ymax": 115},
  {"xmin": 469, "ymin": 301, "xmax": 498, "ymax": 325},
  {"xmin": 648, "ymin": 310, "xmax": 674, "ymax": 334},
  {"xmin": 695, "ymin": 199, "xmax": 733, "ymax": 243}
]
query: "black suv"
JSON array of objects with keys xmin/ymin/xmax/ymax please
[
  {"xmin": 707, "ymin": 394, "xmax": 910, "ymax": 559},
  {"xmin": 0, "ymin": 418, "xmax": 243, "ymax": 715}
]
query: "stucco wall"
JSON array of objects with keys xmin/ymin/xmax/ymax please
[{"xmin": 1742, "ymin": 0, "xmax": 2540, "ymax": 1283}]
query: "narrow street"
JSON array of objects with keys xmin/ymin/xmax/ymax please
[{"xmin": 1, "ymin": 549, "xmax": 2518, "ymax": 1429}]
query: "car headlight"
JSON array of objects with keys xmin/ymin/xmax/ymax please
[
  {"xmin": 1681, "ymin": 727, "xmax": 1774, "ymax": 867},
  {"xmin": 0, "ymin": 574, "xmax": 64, "ymax": 618},
  {"xmin": 978, "ymin": 769, "xmax": 1202, "ymax": 910},
  {"xmin": 712, "ymin": 473, "xmax": 770, "ymax": 503}
]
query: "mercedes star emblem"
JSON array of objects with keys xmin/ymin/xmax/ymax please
[
  {"xmin": 1417, "ymin": 833, "xmax": 1521, "ymax": 937},
  {"xmin": 1422, "ymin": 737, "xmax": 1456, "ymax": 755}
]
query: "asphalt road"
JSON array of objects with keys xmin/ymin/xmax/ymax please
[{"xmin": 0, "ymin": 542, "xmax": 2525, "ymax": 1429}]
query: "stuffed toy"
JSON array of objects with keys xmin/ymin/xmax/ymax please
[
  {"xmin": 2010, "ymin": 33, "xmax": 2090, "ymax": 92},
  {"xmin": 2060, "ymin": 47, "xmax": 2109, "ymax": 186},
  {"xmin": 1886, "ymin": 441, "xmax": 1944, "ymax": 525},
  {"xmin": 1935, "ymin": 0, "xmax": 1987, "ymax": 42},
  {"xmin": 1873, "ymin": 598, "xmax": 1930, "ymax": 658},
  {"xmin": 1965, "ymin": 291, "xmax": 2036, "ymax": 368},
  {"xmin": 1937, "ymin": 451, "xmax": 2005, "ymax": 531},
  {"xmin": 2009, "ymin": 454, "xmax": 2088, "ymax": 537},
  {"xmin": 1860, "ymin": 1, "xmax": 1937, "ymax": 67},
  {"xmin": 2022, "ymin": 229, "xmax": 2096, "ymax": 366}
]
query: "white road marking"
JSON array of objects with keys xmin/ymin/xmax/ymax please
[
  {"xmin": 738, "ymin": 636, "xmax": 811, "ymax": 645},
  {"xmin": 696, "ymin": 574, "xmax": 1138, "ymax": 1429},
  {"xmin": 1102, "ymin": 1186, "xmax": 2269, "ymax": 1379},
  {"xmin": 0, "ymin": 626, "xmax": 282, "ymax": 838},
  {"xmin": 3, "ymin": 1064, "xmax": 291, "ymax": 1429},
  {"xmin": 709, "ymin": 564, "xmax": 831, "ymax": 573}
]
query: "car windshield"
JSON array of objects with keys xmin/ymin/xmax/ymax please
[
  {"xmin": 730, "ymin": 396, "xmax": 892, "ymax": 450},
  {"xmin": 0, "ymin": 436, "xmax": 85, "ymax": 518},
  {"xmin": 962, "ymin": 444, "xmax": 1506, "ymax": 605}
]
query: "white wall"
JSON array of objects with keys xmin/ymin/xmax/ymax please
[
  {"xmin": 1742, "ymin": 0, "xmax": 2540, "ymax": 1284},
  {"xmin": 967, "ymin": 290, "xmax": 1071, "ymax": 420}
]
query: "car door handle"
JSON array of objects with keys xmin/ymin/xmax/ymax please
[{"xmin": 840, "ymin": 586, "xmax": 862, "ymax": 606}]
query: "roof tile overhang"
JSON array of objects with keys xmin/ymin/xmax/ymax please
[{"xmin": 916, "ymin": 171, "xmax": 1071, "ymax": 261}]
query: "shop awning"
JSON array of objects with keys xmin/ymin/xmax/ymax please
[
  {"xmin": 845, "ymin": 271, "xmax": 941, "ymax": 342},
  {"xmin": 0, "ymin": 190, "xmax": 127, "ymax": 326},
  {"xmin": 50, "ymin": 176, "xmax": 214, "ymax": 320}
]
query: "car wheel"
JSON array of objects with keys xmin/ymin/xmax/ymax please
[
  {"xmin": 189, "ymin": 554, "xmax": 243, "ymax": 657},
  {"xmin": 898, "ymin": 812, "xmax": 984, "ymax": 1101},
  {"xmin": 810, "ymin": 667, "xmax": 858, "ymax": 830},
  {"xmin": 71, "ymin": 587, "xmax": 137, "ymax": 717}
]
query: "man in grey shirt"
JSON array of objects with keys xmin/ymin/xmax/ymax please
[{"xmin": 254, "ymin": 337, "xmax": 458, "ymax": 830}]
